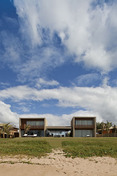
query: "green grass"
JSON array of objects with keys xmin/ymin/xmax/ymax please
[
  {"xmin": 0, "ymin": 137, "xmax": 117, "ymax": 158},
  {"xmin": 0, "ymin": 138, "xmax": 51, "ymax": 157},
  {"xmin": 62, "ymin": 138, "xmax": 117, "ymax": 158}
]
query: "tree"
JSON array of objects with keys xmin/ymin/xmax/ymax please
[
  {"xmin": 113, "ymin": 125, "xmax": 117, "ymax": 133},
  {"xmin": 105, "ymin": 121, "xmax": 112, "ymax": 137},
  {"xmin": 97, "ymin": 121, "xmax": 112, "ymax": 137},
  {"xmin": 1, "ymin": 123, "xmax": 13, "ymax": 138},
  {"xmin": 100, "ymin": 122, "xmax": 105, "ymax": 137},
  {"xmin": 96, "ymin": 122, "xmax": 102, "ymax": 132},
  {"xmin": 0, "ymin": 127, "xmax": 2, "ymax": 138},
  {"xmin": 24, "ymin": 124, "xmax": 30, "ymax": 134}
]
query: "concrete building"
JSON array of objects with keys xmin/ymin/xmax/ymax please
[
  {"xmin": 19, "ymin": 118, "xmax": 47, "ymax": 137},
  {"xmin": 71, "ymin": 117, "xmax": 96, "ymax": 137},
  {"xmin": 19, "ymin": 116, "xmax": 96, "ymax": 137}
]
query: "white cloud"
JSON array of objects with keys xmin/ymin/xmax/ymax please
[
  {"xmin": 14, "ymin": 0, "xmax": 42, "ymax": 46},
  {"xmin": 13, "ymin": 0, "xmax": 117, "ymax": 73},
  {"xmin": 1, "ymin": 0, "xmax": 117, "ymax": 126},
  {"xmin": 0, "ymin": 101, "xmax": 101, "ymax": 127},
  {"xmin": 0, "ymin": 101, "xmax": 19, "ymax": 126},
  {"xmin": 0, "ymin": 82, "xmax": 10, "ymax": 89},
  {"xmin": 73, "ymin": 73, "xmax": 100, "ymax": 86},
  {"xmin": 0, "ymin": 24, "xmax": 65, "ymax": 83},
  {"xmin": 36, "ymin": 78, "xmax": 59, "ymax": 88},
  {"xmin": 16, "ymin": 46, "xmax": 65, "ymax": 83},
  {"xmin": 0, "ymin": 31, "xmax": 22, "ymax": 64},
  {"xmin": 1, "ymin": 0, "xmax": 117, "ymax": 83},
  {"xmin": 0, "ymin": 84, "xmax": 117, "ymax": 124},
  {"xmin": 19, "ymin": 107, "xmax": 30, "ymax": 113},
  {"xmin": 102, "ymin": 76, "xmax": 109, "ymax": 87}
]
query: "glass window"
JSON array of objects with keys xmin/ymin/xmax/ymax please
[
  {"xmin": 75, "ymin": 119, "xmax": 93, "ymax": 125},
  {"xmin": 75, "ymin": 130, "xmax": 94, "ymax": 137},
  {"xmin": 75, "ymin": 120, "xmax": 81, "ymax": 125},
  {"xmin": 87, "ymin": 120, "xmax": 93, "ymax": 125},
  {"xmin": 26, "ymin": 121, "xmax": 44, "ymax": 126},
  {"xmin": 27, "ymin": 130, "xmax": 44, "ymax": 137},
  {"xmin": 21, "ymin": 130, "xmax": 24, "ymax": 136}
]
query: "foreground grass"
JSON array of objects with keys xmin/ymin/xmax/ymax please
[
  {"xmin": 0, "ymin": 137, "xmax": 117, "ymax": 158},
  {"xmin": 0, "ymin": 138, "xmax": 51, "ymax": 158},
  {"xmin": 62, "ymin": 138, "xmax": 117, "ymax": 158}
]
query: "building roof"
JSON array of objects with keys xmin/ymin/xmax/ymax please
[
  {"xmin": 109, "ymin": 126, "xmax": 117, "ymax": 129},
  {"xmin": 73, "ymin": 116, "xmax": 96, "ymax": 118},
  {"xmin": 19, "ymin": 117, "xmax": 46, "ymax": 120},
  {"xmin": 47, "ymin": 126, "xmax": 71, "ymax": 130}
]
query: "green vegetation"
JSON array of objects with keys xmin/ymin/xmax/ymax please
[
  {"xmin": 0, "ymin": 138, "xmax": 51, "ymax": 157},
  {"xmin": 96, "ymin": 121, "xmax": 112, "ymax": 133},
  {"xmin": 0, "ymin": 123, "xmax": 14, "ymax": 138},
  {"xmin": 24, "ymin": 124, "xmax": 31, "ymax": 134},
  {"xmin": 0, "ymin": 137, "xmax": 117, "ymax": 158},
  {"xmin": 62, "ymin": 138, "xmax": 117, "ymax": 158}
]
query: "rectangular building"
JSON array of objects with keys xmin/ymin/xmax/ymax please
[
  {"xmin": 19, "ymin": 118, "xmax": 47, "ymax": 137},
  {"xmin": 71, "ymin": 117, "xmax": 96, "ymax": 137},
  {"xmin": 19, "ymin": 116, "xmax": 96, "ymax": 137}
]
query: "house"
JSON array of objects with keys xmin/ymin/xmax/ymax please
[
  {"xmin": 19, "ymin": 118, "xmax": 47, "ymax": 137},
  {"xmin": 71, "ymin": 117, "xmax": 96, "ymax": 137},
  {"xmin": 19, "ymin": 116, "xmax": 96, "ymax": 137},
  {"xmin": 9, "ymin": 127, "xmax": 19, "ymax": 138}
]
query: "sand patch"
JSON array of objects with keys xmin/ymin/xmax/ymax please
[{"xmin": 0, "ymin": 150, "xmax": 117, "ymax": 176}]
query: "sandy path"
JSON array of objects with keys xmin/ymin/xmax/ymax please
[{"xmin": 0, "ymin": 150, "xmax": 117, "ymax": 176}]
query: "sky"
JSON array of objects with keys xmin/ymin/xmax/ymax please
[{"xmin": 0, "ymin": 0, "xmax": 117, "ymax": 127}]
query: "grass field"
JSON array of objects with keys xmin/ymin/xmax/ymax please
[{"xmin": 0, "ymin": 137, "xmax": 117, "ymax": 158}]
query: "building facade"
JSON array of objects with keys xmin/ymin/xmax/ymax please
[
  {"xmin": 71, "ymin": 117, "xmax": 96, "ymax": 137},
  {"xmin": 19, "ymin": 118, "xmax": 47, "ymax": 137},
  {"xmin": 19, "ymin": 116, "xmax": 96, "ymax": 137}
]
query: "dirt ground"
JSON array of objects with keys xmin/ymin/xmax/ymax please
[{"xmin": 0, "ymin": 150, "xmax": 117, "ymax": 176}]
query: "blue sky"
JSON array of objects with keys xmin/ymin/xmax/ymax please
[{"xmin": 0, "ymin": 0, "xmax": 117, "ymax": 126}]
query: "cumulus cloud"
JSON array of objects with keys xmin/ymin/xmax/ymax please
[
  {"xmin": 0, "ymin": 101, "xmax": 101, "ymax": 127},
  {"xmin": 0, "ymin": 84, "xmax": 117, "ymax": 124},
  {"xmin": 1, "ymin": 0, "xmax": 117, "ymax": 82},
  {"xmin": 1, "ymin": 0, "xmax": 117, "ymax": 126},
  {"xmin": 0, "ymin": 101, "xmax": 19, "ymax": 126},
  {"xmin": 13, "ymin": 0, "xmax": 117, "ymax": 73}
]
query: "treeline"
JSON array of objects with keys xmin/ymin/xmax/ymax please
[{"xmin": 96, "ymin": 121, "xmax": 117, "ymax": 134}]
